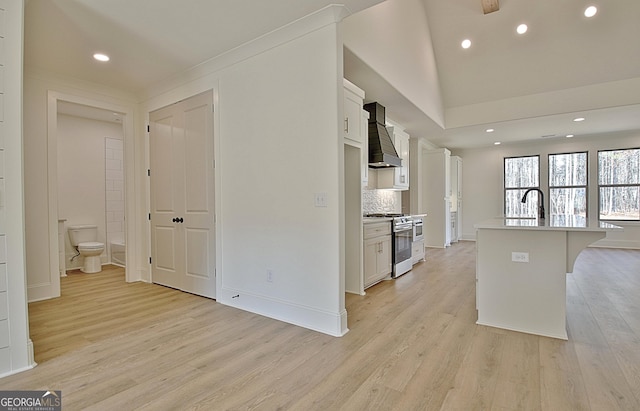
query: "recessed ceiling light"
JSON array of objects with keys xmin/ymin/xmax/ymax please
[
  {"xmin": 461, "ymin": 39, "xmax": 471, "ymax": 49},
  {"xmin": 566, "ymin": 134, "xmax": 575, "ymax": 138},
  {"xmin": 584, "ymin": 6, "xmax": 597, "ymax": 18},
  {"xmin": 486, "ymin": 128, "xmax": 494, "ymax": 133},
  {"xmin": 494, "ymin": 141, "xmax": 501, "ymax": 145},
  {"xmin": 516, "ymin": 24, "xmax": 528, "ymax": 34},
  {"xmin": 93, "ymin": 53, "xmax": 110, "ymax": 62},
  {"xmin": 573, "ymin": 117, "xmax": 585, "ymax": 122}
]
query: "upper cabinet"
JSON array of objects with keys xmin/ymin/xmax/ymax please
[
  {"xmin": 344, "ymin": 83, "xmax": 364, "ymax": 145},
  {"xmin": 376, "ymin": 125, "xmax": 410, "ymax": 190},
  {"xmin": 343, "ymin": 79, "xmax": 368, "ymax": 185}
]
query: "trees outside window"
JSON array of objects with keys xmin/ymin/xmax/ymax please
[
  {"xmin": 504, "ymin": 156, "xmax": 539, "ymax": 218},
  {"xmin": 598, "ymin": 148, "xmax": 640, "ymax": 221},
  {"xmin": 549, "ymin": 152, "xmax": 587, "ymax": 218}
]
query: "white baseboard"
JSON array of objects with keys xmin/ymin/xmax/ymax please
[
  {"xmin": 218, "ymin": 287, "xmax": 349, "ymax": 337},
  {"xmin": 27, "ymin": 339, "xmax": 37, "ymax": 369}
]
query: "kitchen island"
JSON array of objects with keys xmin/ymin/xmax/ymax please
[{"xmin": 475, "ymin": 216, "xmax": 621, "ymax": 340}]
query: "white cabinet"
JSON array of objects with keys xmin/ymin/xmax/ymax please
[
  {"xmin": 343, "ymin": 79, "xmax": 368, "ymax": 185},
  {"xmin": 423, "ymin": 148, "xmax": 452, "ymax": 248},
  {"xmin": 363, "ymin": 221, "xmax": 392, "ymax": 288},
  {"xmin": 450, "ymin": 156, "xmax": 463, "ymax": 242},
  {"xmin": 377, "ymin": 126, "xmax": 410, "ymax": 190},
  {"xmin": 344, "ymin": 85, "xmax": 364, "ymax": 145},
  {"xmin": 411, "ymin": 239, "xmax": 425, "ymax": 264}
]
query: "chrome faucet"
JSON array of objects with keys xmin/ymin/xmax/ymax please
[{"xmin": 521, "ymin": 188, "xmax": 545, "ymax": 219}]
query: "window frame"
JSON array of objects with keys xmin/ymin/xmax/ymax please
[
  {"xmin": 597, "ymin": 147, "xmax": 640, "ymax": 222},
  {"xmin": 504, "ymin": 155, "xmax": 540, "ymax": 218},
  {"xmin": 548, "ymin": 151, "xmax": 589, "ymax": 219}
]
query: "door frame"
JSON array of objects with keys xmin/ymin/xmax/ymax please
[{"xmin": 45, "ymin": 91, "xmax": 137, "ymax": 297}]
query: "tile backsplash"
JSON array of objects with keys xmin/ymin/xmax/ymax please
[
  {"xmin": 363, "ymin": 189, "xmax": 402, "ymax": 214},
  {"xmin": 105, "ymin": 137, "xmax": 124, "ymax": 246}
]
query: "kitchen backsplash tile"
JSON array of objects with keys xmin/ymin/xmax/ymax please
[{"xmin": 363, "ymin": 189, "xmax": 402, "ymax": 214}]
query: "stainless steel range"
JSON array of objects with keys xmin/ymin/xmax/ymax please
[{"xmin": 392, "ymin": 216, "xmax": 413, "ymax": 278}]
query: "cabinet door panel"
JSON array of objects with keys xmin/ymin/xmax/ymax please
[
  {"xmin": 344, "ymin": 90, "xmax": 363, "ymax": 144},
  {"xmin": 377, "ymin": 236, "xmax": 392, "ymax": 277},
  {"xmin": 364, "ymin": 238, "xmax": 379, "ymax": 287}
]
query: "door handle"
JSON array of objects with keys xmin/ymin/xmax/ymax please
[{"xmin": 172, "ymin": 217, "xmax": 184, "ymax": 223}]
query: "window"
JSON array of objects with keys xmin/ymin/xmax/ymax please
[
  {"xmin": 504, "ymin": 155, "xmax": 539, "ymax": 217},
  {"xmin": 598, "ymin": 148, "xmax": 640, "ymax": 221},
  {"xmin": 549, "ymin": 152, "xmax": 587, "ymax": 218}
]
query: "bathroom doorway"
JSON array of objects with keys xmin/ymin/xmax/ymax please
[
  {"xmin": 57, "ymin": 102, "xmax": 124, "ymax": 272},
  {"xmin": 44, "ymin": 91, "xmax": 136, "ymax": 300}
]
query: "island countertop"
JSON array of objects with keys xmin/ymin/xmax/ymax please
[{"xmin": 475, "ymin": 216, "xmax": 622, "ymax": 232}]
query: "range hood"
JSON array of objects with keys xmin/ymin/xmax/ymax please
[{"xmin": 363, "ymin": 102, "xmax": 401, "ymax": 168}]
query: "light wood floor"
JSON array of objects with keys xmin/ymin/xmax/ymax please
[{"xmin": 1, "ymin": 243, "xmax": 639, "ymax": 410}]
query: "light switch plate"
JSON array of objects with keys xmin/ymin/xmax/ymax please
[{"xmin": 314, "ymin": 192, "xmax": 328, "ymax": 207}]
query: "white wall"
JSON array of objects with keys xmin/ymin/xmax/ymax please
[
  {"xmin": 343, "ymin": 0, "xmax": 444, "ymax": 128},
  {"xmin": 57, "ymin": 114, "xmax": 123, "ymax": 269},
  {"xmin": 456, "ymin": 131, "xmax": 640, "ymax": 249},
  {"xmin": 142, "ymin": 7, "xmax": 349, "ymax": 336}
]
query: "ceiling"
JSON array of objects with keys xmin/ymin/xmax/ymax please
[
  {"xmin": 423, "ymin": 0, "xmax": 640, "ymax": 148},
  {"xmin": 344, "ymin": 0, "xmax": 640, "ymax": 148},
  {"xmin": 25, "ymin": 0, "xmax": 640, "ymax": 149}
]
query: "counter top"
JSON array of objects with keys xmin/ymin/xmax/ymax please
[{"xmin": 475, "ymin": 216, "xmax": 622, "ymax": 232}]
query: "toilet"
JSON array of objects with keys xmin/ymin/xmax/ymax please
[{"xmin": 68, "ymin": 225, "xmax": 105, "ymax": 273}]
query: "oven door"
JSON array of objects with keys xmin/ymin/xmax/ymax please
[
  {"xmin": 394, "ymin": 226, "xmax": 413, "ymax": 273},
  {"xmin": 413, "ymin": 221, "xmax": 424, "ymax": 242}
]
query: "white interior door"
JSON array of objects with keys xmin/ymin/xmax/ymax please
[{"xmin": 149, "ymin": 91, "xmax": 216, "ymax": 298}]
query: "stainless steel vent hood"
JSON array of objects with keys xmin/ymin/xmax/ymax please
[{"xmin": 363, "ymin": 102, "xmax": 401, "ymax": 168}]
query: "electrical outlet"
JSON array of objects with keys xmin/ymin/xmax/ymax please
[
  {"xmin": 512, "ymin": 252, "xmax": 529, "ymax": 263},
  {"xmin": 267, "ymin": 269, "xmax": 274, "ymax": 283}
]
